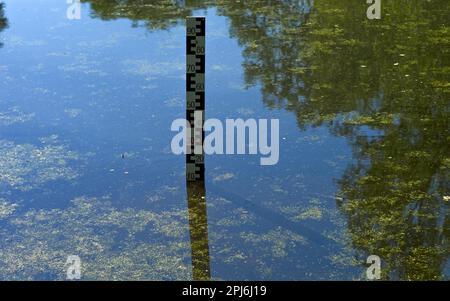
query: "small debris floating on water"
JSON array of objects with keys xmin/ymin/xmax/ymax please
[{"xmin": 335, "ymin": 196, "xmax": 345, "ymax": 202}]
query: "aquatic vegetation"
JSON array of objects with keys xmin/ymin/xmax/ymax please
[
  {"xmin": 122, "ymin": 59, "xmax": 184, "ymax": 78},
  {"xmin": 0, "ymin": 140, "xmax": 80, "ymax": 190},
  {"xmin": 293, "ymin": 207, "xmax": 323, "ymax": 221},
  {"xmin": 0, "ymin": 199, "xmax": 17, "ymax": 219},
  {"xmin": 0, "ymin": 0, "xmax": 447, "ymax": 280},
  {"xmin": 212, "ymin": 172, "xmax": 235, "ymax": 182},
  {"xmin": 0, "ymin": 107, "xmax": 35, "ymax": 126},
  {"xmin": 216, "ymin": 207, "xmax": 256, "ymax": 227},
  {"xmin": 64, "ymin": 108, "xmax": 82, "ymax": 118},
  {"xmin": 164, "ymin": 96, "xmax": 184, "ymax": 108},
  {"xmin": 0, "ymin": 197, "xmax": 191, "ymax": 280},
  {"xmin": 241, "ymin": 228, "xmax": 306, "ymax": 258},
  {"xmin": 236, "ymin": 108, "xmax": 255, "ymax": 117},
  {"xmin": 214, "ymin": 0, "xmax": 450, "ymax": 279},
  {"xmin": 58, "ymin": 54, "xmax": 107, "ymax": 76}
]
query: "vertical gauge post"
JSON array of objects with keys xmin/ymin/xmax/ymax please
[{"xmin": 186, "ymin": 17, "xmax": 205, "ymax": 182}]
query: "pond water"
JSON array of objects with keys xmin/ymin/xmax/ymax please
[{"xmin": 0, "ymin": 0, "xmax": 448, "ymax": 280}]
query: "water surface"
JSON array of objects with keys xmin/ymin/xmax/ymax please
[{"xmin": 0, "ymin": 0, "xmax": 448, "ymax": 280}]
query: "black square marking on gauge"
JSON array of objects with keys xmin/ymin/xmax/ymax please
[{"xmin": 186, "ymin": 17, "xmax": 205, "ymax": 182}]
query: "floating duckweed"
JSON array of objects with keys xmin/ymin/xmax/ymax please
[
  {"xmin": 294, "ymin": 207, "xmax": 323, "ymax": 221},
  {"xmin": 241, "ymin": 228, "xmax": 306, "ymax": 258},
  {"xmin": 0, "ymin": 197, "xmax": 191, "ymax": 280},
  {"xmin": 213, "ymin": 173, "xmax": 235, "ymax": 182},
  {"xmin": 0, "ymin": 108, "xmax": 35, "ymax": 126},
  {"xmin": 0, "ymin": 199, "xmax": 18, "ymax": 219},
  {"xmin": 0, "ymin": 140, "xmax": 80, "ymax": 190}
]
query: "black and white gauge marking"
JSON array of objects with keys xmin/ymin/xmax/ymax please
[{"xmin": 186, "ymin": 17, "xmax": 205, "ymax": 182}]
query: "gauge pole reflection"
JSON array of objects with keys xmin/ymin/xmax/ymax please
[{"xmin": 186, "ymin": 180, "xmax": 211, "ymax": 280}]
